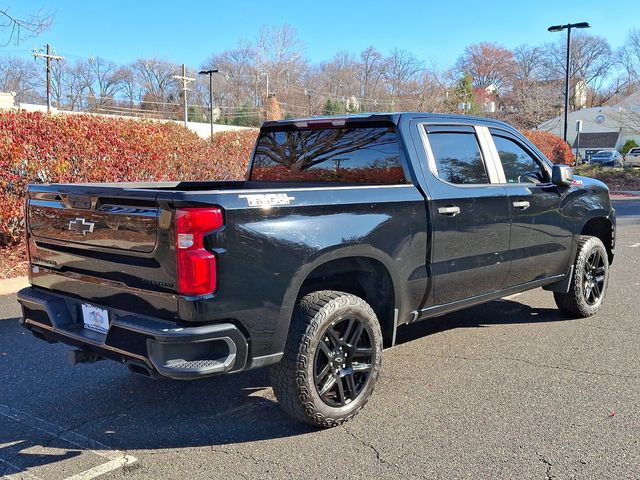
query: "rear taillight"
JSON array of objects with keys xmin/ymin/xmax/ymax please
[{"xmin": 175, "ymin": 208, "xmax": 223, "ymax": 296}]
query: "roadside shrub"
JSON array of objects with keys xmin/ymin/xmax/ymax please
[
  {"xmin": 573, "ymin": 164, "xmax": 640, "ymax": 191},
  {"xmin": 521, "ymin": 129, "xmax": 574, "ymax": 165},
  {"xmin": 0, "ymin": 111, "xmax": 257, "ymax": 245}
]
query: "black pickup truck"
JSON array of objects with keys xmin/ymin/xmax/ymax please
[{"xmin": 18, "ymin": 113, "xmax": 615, "ymax": 427}]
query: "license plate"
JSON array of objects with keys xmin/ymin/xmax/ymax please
[{"xmin": 81, "ymin": 303, "xmax": 110, "ymax": 334}]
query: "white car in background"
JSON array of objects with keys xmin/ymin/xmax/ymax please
[{"xmin": 624, "ymin": 147, "xmax": 640, "ymax": 167}]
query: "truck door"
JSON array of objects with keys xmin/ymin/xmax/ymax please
[
  {"xmin": 487, "ymin": 128, "xmax": 573, "ymax": 286},
  {"xmin": 415, "ymin": 124, "xmax": 511, "ymax": 305}
]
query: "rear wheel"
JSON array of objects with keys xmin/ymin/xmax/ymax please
[
  {"xmin": 270, "ymin": 290, "xmax": 383, "ymax": 427},
  {"xmin": 554, "ymin": 235, "xmax": 609, "ymax": 318}
]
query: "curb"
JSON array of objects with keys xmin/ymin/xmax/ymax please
[
  {"xmin": 0, "ymin": 276, "xmax": 28, "ymax": 296},
  {"xmin": 611, "ymin": 191, "xmax": 640, "ymax": 198}
]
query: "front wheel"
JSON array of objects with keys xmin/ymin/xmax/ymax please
[
  {"xmin": 554, "ymin": 235, "xmax": 609, "ymax": 318},
  {"xmin": 270, "ymin": 291, "xmax": 383, "ymax": 427}
]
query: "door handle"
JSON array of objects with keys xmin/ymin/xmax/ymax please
[
  {"xmin": 437, "ymin": 206, "xmax": 461, "ymax": 216},
  {"xmin": 512, "ymin": 200, "xmax": 530, "ymax": 210}
]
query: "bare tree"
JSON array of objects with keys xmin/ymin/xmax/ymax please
[
  {"xmin": 542, "ymin": 33, "xmax": 615, "ymax": 107},
  {"xmin": 357, "ymin": 46, "xmax": 385, "ymax": 99},
  {"xmin": 0, "ymin": 7, "xmax": 53, "ymax": 45},
  {"xmin": 383, "ymin": 48, "xmax": 423, "ymax": 97},
  {"xmin": 62, "ymin": 62, "xmax": 90, "ymax": 111},
  {"xmin": 204, "ymin": 42, "xmax": 257, "ymax": 108},
  {"xmin": 82, "ymin": 57, "xmax": 126, "ymax": 109},
  {"xmin": 118, "ymin": 65, "xmax": 141, "ymax": 108},
  {"xmin": 618, "ymin": 29, "xmax": 640, "ymax": 100},
  {"xmin": 509, "ymin": 80, "xmax": 561, "ymax": 128},
  {"xmin": 513, "ymin": 44, "xmax": 545, "ymax": 81},
  {"xmin": 0, "ymin": 56, "xmax": 41, "ymax": 102},
  {"xmin": 254, "ymin": 24, "xmax": 307, "ymax": 96},
  {"xmin": 132, "ymin": 58, "xmax": 180, "ymax": 114},
  {"xmin": 416, "ymin": 66, "xmax": 450, "ymax": 113},
  {"xmin": 318, "ymin": 51, "xmax": 359, "ymax": 98},
  {"xmin": 48, "ymin": 58, "xmax": 65, "ymax": 109}
]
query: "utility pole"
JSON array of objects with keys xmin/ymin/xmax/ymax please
[
  {"xmin": 173, "ymin": 64, "xmax": 195, "ymax": 127},
  {"xmin": 33, "ymin": 44, "xmax": 63, "ymax": 113},
  {"xmin": 304, "ymin": 88, "xmax": 312, "ymax": 115}
]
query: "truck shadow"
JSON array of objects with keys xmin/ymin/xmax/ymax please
[
  {"xmin": 0, "ymin": 297, "xmax": 576, "ymax": 471},
  {"xmin": 395, "ymin": 297, "xmax": 567, "ymax": 346}
]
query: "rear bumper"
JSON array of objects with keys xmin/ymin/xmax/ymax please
[{"xmin": 17, "ymin": 287, "xmax": 248, "ymax": 380}]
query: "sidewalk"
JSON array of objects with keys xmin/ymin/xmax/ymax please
[{"xmin": 0, "ymin": 276, "xmax": 28, "ymax": 296}]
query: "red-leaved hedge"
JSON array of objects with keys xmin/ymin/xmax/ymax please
[
  {"xmin": 521, "ymin": 129, "xmax": 574, "ymax": 165},
  {"xmin": 0, "ymin": 111, "xmax": 257, "ymax": 246}
]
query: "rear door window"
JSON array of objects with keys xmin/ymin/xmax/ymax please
[
  {"xmin": 423, "ymin": 126, "xmax": 489, "ymax": 184},
  {"xmin": 250, "ymin": 127, "xmax": 405, "ymax": 184}
]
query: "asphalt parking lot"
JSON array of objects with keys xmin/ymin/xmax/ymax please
[{"xmin": 1, "ymin": 200, "xmax": 638, "ymax": 480}]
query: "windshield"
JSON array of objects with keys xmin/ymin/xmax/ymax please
[{"xmin": 593, "ymin": 152, "xmax": 615, "ymax": 158}]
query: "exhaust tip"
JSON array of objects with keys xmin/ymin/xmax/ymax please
[{"xmin": 126, "ymin": 362, "xmax": 155, "ymax": 378}]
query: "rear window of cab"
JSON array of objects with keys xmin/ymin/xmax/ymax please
[{"xmin": 250, "ymin": 127, "xmax": 406, "ymax": 184}]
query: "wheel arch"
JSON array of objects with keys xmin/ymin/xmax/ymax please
[
  {"xmin": 581, "ymin": 216, "xmax": 615, "ymax": 265},
  {"xmin": 273, "ymin": 246, "xmax": 401, "ymax": 353}
]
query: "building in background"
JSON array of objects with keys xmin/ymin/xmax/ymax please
[
  {"xmin": 571, "ymin": 132, "xmax": 621, "ymax": 161},
  {"xmin": 538, "ymin": 97, "xmax": 640, "ymax": 160},
  {"xmin": 0, "ymin": 92, "xmax": 16, "ymax": 110},
  {"xmin": 473, "ymin": 84, "xmax": 498, "ymax": 113}
]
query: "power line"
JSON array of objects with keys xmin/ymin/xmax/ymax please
[{"xmin": 33, "ymin": 44, "xmax": 63, "ymax": 112}]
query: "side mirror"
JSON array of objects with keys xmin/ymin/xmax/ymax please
[{"xmin": 552, "ymin": 164, "xmax": 574, "ymax": 186}]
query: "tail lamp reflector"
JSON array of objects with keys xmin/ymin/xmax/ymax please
[{"xmin": 175, "ymin": 208, "xmax": 223, "ymax": 296}]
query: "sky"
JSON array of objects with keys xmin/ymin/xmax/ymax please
[{"xmin": 3, "ymin": 0, "xmax": 638, "ymax": 68}]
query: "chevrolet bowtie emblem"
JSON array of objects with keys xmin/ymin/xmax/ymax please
[{"xmin": 68, "ymin": 218, "xmax": 95, "ymax": 235}]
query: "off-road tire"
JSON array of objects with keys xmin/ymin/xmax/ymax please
[
  {"xmin": 270, "ymin": 290, "xmax": 383, "ymax": 427},
  {"xmin": 554, "ymin": 235, "xmax": 609, "ymax": 318}
]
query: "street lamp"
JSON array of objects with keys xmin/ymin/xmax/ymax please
[
  {"xmin": 198, "ymin": 68, "xmax": 219, "ymax": 140},
  {"xmin": 259, "ymin": 72, "xmax": 269, "ymax": 99},
  {"xmin": 548, "ymin": 22, "xmax": 590, "ymax": 142}
]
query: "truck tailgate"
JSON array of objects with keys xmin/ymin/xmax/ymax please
[
  {"xmin": 26, "ymin": 184, "xmax": 178, "ymax": 319},
  {"xmin": 29, "ymin": 193, "xmax": 158, "ymax": 252}
]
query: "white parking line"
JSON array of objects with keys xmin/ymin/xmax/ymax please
[
  {"xmin": 64, "ymin": 457, "xmax": 134, "ymax": 480},
  {"xmin": 0, "ymin": 403, "xmax": 137, "ymax": 480}
]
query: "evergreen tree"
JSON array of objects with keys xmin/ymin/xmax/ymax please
[
  {"xmin": 322, "ymin": 99, "xmax": 344, "ymax": 116},
  {"xmin": 453, "ymin": 74, "xmax": 479, "ymax": 115},
  {"xmin": 621, "ymin": 139, "xmax": 639, "ymax": 154}
]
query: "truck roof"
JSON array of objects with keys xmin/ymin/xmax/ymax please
[{"xmin": 260, "ymin": 112, "xmax": 515, "ymax": 131}]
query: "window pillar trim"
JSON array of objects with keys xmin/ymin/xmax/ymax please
[{"xmin": 476, "ymin": 126, "xmax": 507, "ymax": 183}]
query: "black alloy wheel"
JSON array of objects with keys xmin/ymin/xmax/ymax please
[
  {"xmin": 313, "ymin": 317, "xmax": 374, "ymax": 407},
  {"xmin": 582, "ymin": 249, "xmax": 606, "ymax": 306}
]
